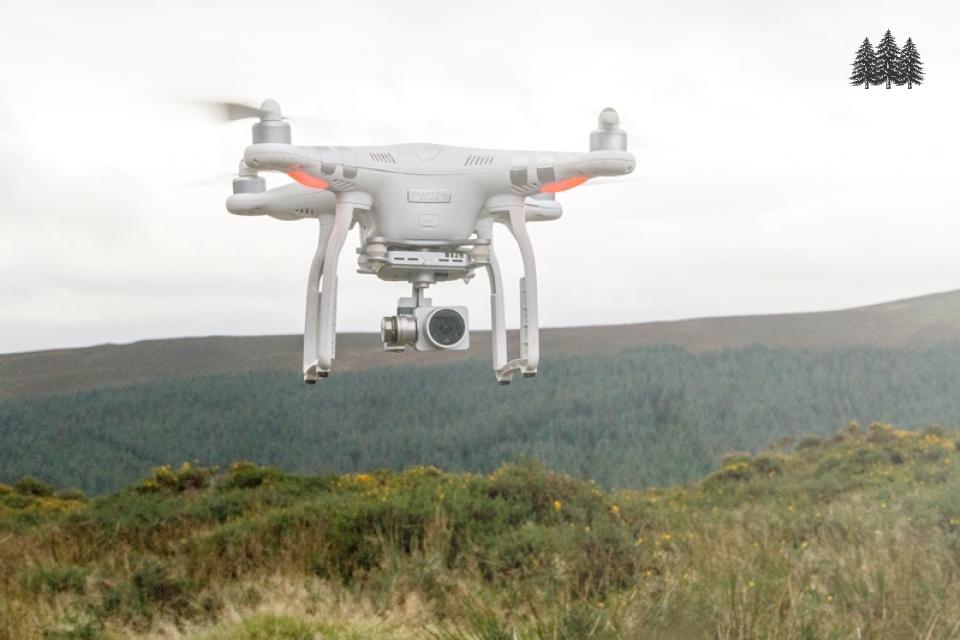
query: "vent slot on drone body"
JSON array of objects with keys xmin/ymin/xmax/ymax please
[
  {"xmin": 464, "ymin": 154, "xmax": 494, "ymax": 166},
  {"xmin": 369, "ymin": 152, "xmax": 397, "ymax": 164},
  {"xmin": 330, "ymin": 179, "xmax": 355, "ymax": 190},
  {"xmin": 294, "ymin": 208, "xmax": 315, "ymax": 216}
]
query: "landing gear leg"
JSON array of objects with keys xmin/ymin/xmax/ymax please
[{"xmin": 303, "ymin": 191, "xmax": 372, "ymax": 382}]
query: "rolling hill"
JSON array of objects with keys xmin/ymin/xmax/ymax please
[
  {"xmin": 4, "ymin": 288, "xmax": 960, "ymax": 495},
  {"xmin": 4, "ymin": 288, "xmax": 960, "ymax": 400}
]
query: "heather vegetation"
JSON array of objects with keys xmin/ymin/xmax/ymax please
[
  {"xmin": 5, "ymin": 343, "xmax": 960, "ymax": 494},
  {"xmin": 4, "ymin": 423, "xmax": 960, "ymax": 638}
]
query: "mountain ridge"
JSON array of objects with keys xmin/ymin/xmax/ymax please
[{"xmin": 4, "ymin": 288, "xmax": 960, "ymax": 399}]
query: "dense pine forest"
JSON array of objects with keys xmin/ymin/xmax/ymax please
[{"xmin": 4, "ymin": 342, "xmax": 960, "ymax": 494}]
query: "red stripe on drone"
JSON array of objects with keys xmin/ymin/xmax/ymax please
[
  {"xmin": 540, "ymin": 176, "xmax": 588, "ymax": 193},
  {"xmin": 288, "ymin": 171, "xmax": 329, "ymax": 189}
]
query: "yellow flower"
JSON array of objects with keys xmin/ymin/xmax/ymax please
[
  {"xmin": 610, "ymin": 505, "xmax": 620, "ymax": 516},
  {"xmin": 553, "ymin": 500, "xmax": 562, "ymax": 512},
  {"xmin": 635, "ymin": 537, "xmax": 644, "ymax": 546},
  {"xmin": 661, "ymin": 532, "xmax": 672, "ymax": 541},
  {"xmin": 748, "ymin": 580, "xmax": 755, "ymax": 588}
]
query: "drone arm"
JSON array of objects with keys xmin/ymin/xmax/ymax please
[
  {"xmin": 498, "ymin": 150, "xmax": 635, "ymax": 196},
  {"xmin": 244, "ymin": 143, "xmax": 322, "ymax": 173},
  {"xmin": 244, "ymin": 144, "xmax": 361, "ymax": 192},
  {"xmin": 551, "ymin": 150, "xmax": 635, "ymax": 182},
  {"xmin": 227, "ymin": 183, "xmax": 337, "ymax": 220}
]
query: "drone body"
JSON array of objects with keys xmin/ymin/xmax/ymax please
[{"xmin": 225, "ymin": 100, "xmax": 635, "ymax": 383}]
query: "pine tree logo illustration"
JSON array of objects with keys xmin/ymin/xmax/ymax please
[
  {"xmin": 849, "ymin": 30, "xmax": 924, "ymax": 89},
  {"xmin": 850, "ymin": 38, "xmax": 879, "ymax": 89},
  {"xmin": 899, "ymin": 38, "xmax": 924, "ymax": 89}
]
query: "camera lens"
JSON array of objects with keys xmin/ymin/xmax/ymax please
[{"xmin": 427, "ymin": 308, "xmax": 466, "ymax": 347}]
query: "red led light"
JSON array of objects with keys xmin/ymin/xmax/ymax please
[
  {"xmin": 540, "ymin": 175, "xmax": 588, "ymax": 193},
  {"xmin": 288, "ymin": 170, "xmax": 329, "ymax": 189}
]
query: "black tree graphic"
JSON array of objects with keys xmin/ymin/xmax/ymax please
[
  {"xmin": 898, "ymin": 37, "xmax": 924, "ymax": 88},
  {"xmin": 875, "ymin": 29, "xmax": 900, "ymax": 89},
  {"xmin": 849, "ymin": 38, "xmax": 879, "ymax": 89}
]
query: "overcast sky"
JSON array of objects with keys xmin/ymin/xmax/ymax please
[{"xmin": 1, "ymin": 0, "xmax": 957, "ymax": 353}]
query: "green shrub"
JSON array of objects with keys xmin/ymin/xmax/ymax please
[
  {"xmin": 55, "ymin": 488, "xmax": 87, "ymax": 501},
  {"xmin": 815, "ymin": 445, "xmax": 889, "ymax": 476},
  {"xmin": 97, "ymin": 557, "xmax": 214, "ymax": 627},
  {"xmin": 705, "ymin": 460, "xmax": 753, "ymax": 484},
  {"xmin": 752, "ymin": 453, "xmax": 788, "ymax": 476},
  {"xmin": 220, "ymin": 462, "xmax": 286, "ymax": 490},
  {"xmin": 795, "ymin": 436, "xmax": 822, "ymax": 450},
  {"xmin": 865, "ymin": 422, "xmax": 897, "ymax": 444},
  {"xmin": 136, "ymin": 463, "xmax": 217, "ymax": 494},
  {"xmin": 14, "ymin": 476, "xmax": 55, "ymax": 497},
  {"xmin": 1, "ymin": 493, "xmax": 33, "ymax": 509}
]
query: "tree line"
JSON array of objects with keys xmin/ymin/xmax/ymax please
[
  {"xmin": 5, "ymin": 342, "xmax": 960, "ymax": 494},
  {"xmin": 850, "ymin": 29, "xmax": 924, "ymax": 89}
]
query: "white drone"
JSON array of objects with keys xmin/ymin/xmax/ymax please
[{"xmin": 224, "ymin": 99, "xmax": 635, "ymax": 384}]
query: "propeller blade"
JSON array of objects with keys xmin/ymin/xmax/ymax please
[
  {"xmin": 198, "ymin": 101, "xmax": 268, "ymax": 122},
  {"xmin": 221, "ymin": 102, "xmax": 267, "ymax": 121},
  {"xmin": 193, "ymin": 100, "xmax": 331, "ymax": 128}
]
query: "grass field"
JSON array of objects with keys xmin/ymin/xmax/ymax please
[{"xmin": 3, "ymin": 423, "xmax": 960, "ymax": 639}]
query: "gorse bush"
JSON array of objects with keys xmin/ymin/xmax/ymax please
[
  {"xmin": 4, "ymin": 427, "xmax": 960, "ymax": 638},
  {"xmin": 136, "ymin": 462, "xmax": 218, "ymax": 494}
]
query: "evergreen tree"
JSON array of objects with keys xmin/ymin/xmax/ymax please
[
  {"xmin": 849, "ymin": 38, "xmax": 879, "ymax": 89},
  {"xmin": 898, "ymin": 37, "xmax": 924, "ymax": 88},
  {"xmin": 875, "ymin": 29, "xmax": 900, "ymax": 89}
]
